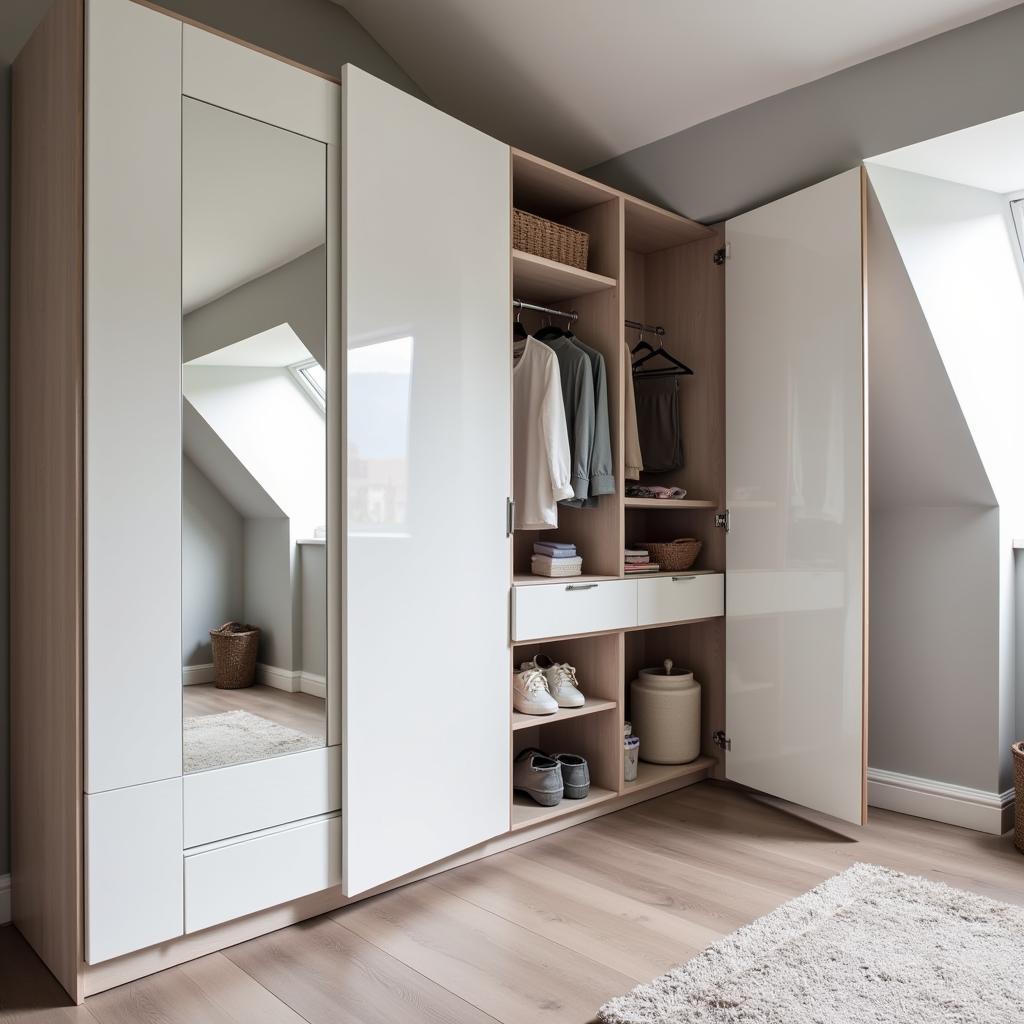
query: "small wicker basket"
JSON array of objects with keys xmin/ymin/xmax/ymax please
[
  {"xmin": 1013, "ymin": 742, "xmax": 1024, "ymax": 852},
  {"xmin": 513, "ymin": 208, "xmax": 589, "ymax": 270},
  {"xmin": 639, "ymin": 538, "xmax": 702, "ymax": 572},
  {"xmin": 210, "ymin": 621, "xmax": 260, "ymax": 690}
]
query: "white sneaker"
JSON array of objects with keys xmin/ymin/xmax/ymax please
[
  {"xmin": 513, "ymin": 667, "xmax": 558, "ymax": 715},
  {"xmin": 522, "ymin": 654, "xmax": 585, "ymax": 708}
]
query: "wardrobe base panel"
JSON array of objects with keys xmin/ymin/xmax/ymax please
[{"xmin": 81, "ymin": 770, "xmax": 714, "ymax": 997}]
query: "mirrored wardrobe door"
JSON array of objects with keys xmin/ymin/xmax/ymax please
[{"xmin": 180, "ymin": 96, "xmax": 328, "ymax": 774}]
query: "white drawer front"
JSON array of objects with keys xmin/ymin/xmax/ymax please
[
  {"xmin": 512, "ymin": 579, "xmax": 637, "ymax": 641},
  {"xmin": 636, "ymin": 573, "xmax": 724, "ymax": 627},
  {"xmin": 184, "ymin": 745, "xmax": 341, "ymax": 848},
  {"xmin": 185, "ymin": 814, "xmax": 341, "ymax": 933},
  {"xmin": 86, "ymin": 779, "xmax": 183, "ymax": 964}
]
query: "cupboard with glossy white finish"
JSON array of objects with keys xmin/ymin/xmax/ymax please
[
  {"xmin": 12, "ymin": 0, "xmax": 870, "ymax": 1002},
  {"xmin": 724, "ymin": 169, "xmax": 867, "ymax": 826}
]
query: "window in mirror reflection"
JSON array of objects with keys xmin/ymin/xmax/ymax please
[
  {"xmin": 180, "ymin": 96, "xmax": 328, "ymax": 774},
  {"xmin": 348, "ymin": 335, "xmax": 413, "ymax": 533}
]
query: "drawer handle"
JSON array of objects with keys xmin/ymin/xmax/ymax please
[
  {"xmin": 672, "ymin": 575, "xmax": 697, "ymax": 582},
  {"xmin": 565, "ymin": 583, "xmax": 598, "ymax": 592}
]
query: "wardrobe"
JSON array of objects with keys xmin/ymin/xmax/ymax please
[{"xmin": 10, "ymin": 0, "xmax": 867, "ymax": 1003}]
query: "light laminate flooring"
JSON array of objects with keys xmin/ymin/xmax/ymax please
[
  {"xmin": 183, "ymin": 683, "xmax": 326, "ymax": 740},
  {"xmin": 4, "ymin": 782, "xmax": 1024, "ymax": 1024}
]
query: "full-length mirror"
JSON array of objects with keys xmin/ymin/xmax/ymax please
[{"xmin": 181, "ymin": 97, "xmax": 328, "ymax": 774}]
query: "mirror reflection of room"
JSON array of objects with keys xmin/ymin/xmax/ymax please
[{"xmin": 180, "ymin": 97, "xmax": 328, "ymax": 774}]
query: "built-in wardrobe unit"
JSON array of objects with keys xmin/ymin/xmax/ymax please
[{"xmin": 11, "ymin": 0, "xmax": 867, "ymax": 1003}]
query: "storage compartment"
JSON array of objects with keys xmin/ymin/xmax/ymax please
[
  {"xmin": 511, "ymin": 154, "xmax": 624, "ymax": 580},
  {"xmin": 635, "ymin": 572, "xmax": 724, "ymax": 628},
  {"xmin": 623, "ymin": 203, "xmax": 724, "ymax": 509},
  {"xmin": 184, "ymin": 813, "xmax": 341, "ymax": 933},
  {"xmin": 512, "ymin": 577, "xmax": 637, "ymax": 641},
  {"xmin": 624, "ymin": 620, "xmax": 723, "ymax": 789}
]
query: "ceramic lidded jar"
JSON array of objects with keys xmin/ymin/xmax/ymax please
[{"xmin": 629, "ymin": 659, "xmax": 701, "ymax": 765}]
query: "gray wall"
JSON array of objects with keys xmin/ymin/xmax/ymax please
[
  {"xmin": 586, "ymin": 4, "xmax": 1024, "ymax": 223},
  {"xmin": 0, "ymin": 0, "xmax": 422, "ymax": 881},
  {"xmin": 182, "ymin": 457, "xmax": 244, "ymax": 667}
]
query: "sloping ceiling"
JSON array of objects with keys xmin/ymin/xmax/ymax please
[
  {"xmin": 866, "ymin": 185, "xmax": 994, "ymax": 510},
  {"xmin": 339, "ymin": 0, "xmax": 1021, "ymax": 169},
  {"xmin": 870, "ymin": 110, "xmax": 1024, "ymax": 194}
]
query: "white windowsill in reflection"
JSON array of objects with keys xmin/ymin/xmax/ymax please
[{"xmin": 296, "ymin": 538, "xmax": 326, "ymax": 545}]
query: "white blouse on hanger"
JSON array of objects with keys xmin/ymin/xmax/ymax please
[{"xmin": 513, "ymin": 336, "xmax": 574, "ymax": 529}]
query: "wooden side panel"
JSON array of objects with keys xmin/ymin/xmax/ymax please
[
  {"xmin": 13, "ymin": 0, "xmax": 185, "ymax": 988},
  {"xmin": 10, "ymin": 0, "xmax": 85, "ymax": 1001}
]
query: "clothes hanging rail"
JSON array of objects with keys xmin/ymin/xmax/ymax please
[
  {"xmin": 625, "ymin": 319, "xmax": 665, "ymax": 336},
  {"xmin": 513, "ymin": 299, "xmax": 578, "ymax": 322}
]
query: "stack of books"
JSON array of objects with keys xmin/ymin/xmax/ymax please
[
  {"xmin": 624, "ymin": 547, "xmax": 659, "ymax": 574},
  {"xmin": 531, "ymin": 541, "xmax": 582, "ymax": 578}
]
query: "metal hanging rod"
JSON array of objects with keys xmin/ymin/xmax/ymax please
[
  {"xmin": 513, "ymin": 299, "xmax": 578, "ymax": 322},
  {"xmin": 625, "ymin": 319, "xmax": 665, "ymax": 336}
]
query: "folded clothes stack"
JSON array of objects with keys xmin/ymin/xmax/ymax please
[
  {"xmin": 532, "ymin": 541, "xmax": 582, "ymax": 578},
  {"xmin": 624, "ymin": 547, "xmax": 659, "ymax": 574},
  {"xmin": 625, "ymin": 484, "xmax": 688, "ymax": 500}
]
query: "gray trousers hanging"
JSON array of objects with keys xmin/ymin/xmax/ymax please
[{"xmin": 634, "ymin": 375, "xmax": 683, "ymax": 473}]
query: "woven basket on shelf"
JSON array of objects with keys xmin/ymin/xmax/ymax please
[
  {"xmin": 639, "ymin": 538, "xmax": 702, "ymax": 572},
  {"xmin": 210, "ymin": 621, "xmax": 260, "ymax": 690},
  {"xmin": 1013, "ymin": 742, "xmax": 1024, "ymax": 852},
  {"xmin": 513, "ymin": 208, "xmax": 589, "ymax": 270}
]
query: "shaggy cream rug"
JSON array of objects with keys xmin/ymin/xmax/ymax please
[
  {"xmin": 599, "ymin": 862, "xmax": 1021, "ymax": 1024},
  {"xmin": 183, "ymin": 709, "xmax": 321, "ymax": 772}
]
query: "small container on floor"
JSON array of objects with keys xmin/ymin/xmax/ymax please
[{"xmin": 624, "ymin": 735, "xmax": 640, "ymax": 782}]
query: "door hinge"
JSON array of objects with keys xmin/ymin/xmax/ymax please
[
  {"xmin": 714, "ymin": 508, "xmax": 730, "ymax": 532},
  {"xmin": 506, "ymin": 496, "xmax": 515, "ymax": 537},
  {"xmin": 712, "ymin": 242, "xmax": 730, "ymax": 265},
  {"xmin": 713, "ymin": 730, "xmax": 731, "ymax": 751}
]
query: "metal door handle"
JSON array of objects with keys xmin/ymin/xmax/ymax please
[
  {"xmin": 672, "ymin": 575, "xmax": 697, "ymax": 582},
  {"xmin": 565, "ymin": 583, "xmax": 598, "ymax": 591}
]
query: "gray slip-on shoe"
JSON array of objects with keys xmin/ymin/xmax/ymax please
[
  {"xmin": 513, "ymin": 748, "xmax": 563, "ymax": 806},
  {"xmin": 551, "ymin": 753, "xmax": 590, "ymax": 799}
]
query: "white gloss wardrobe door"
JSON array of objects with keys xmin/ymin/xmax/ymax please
[
  {"xmin": 341, "ymin": 66, "xmax": 512, "ymax": 895},
  {"xmin": 724, "ymin": 168, "xmax": 867, "ymax": 825},
  {"xmin": 85, "ymin": 0, "xmax": 183, "ymax": 793}
]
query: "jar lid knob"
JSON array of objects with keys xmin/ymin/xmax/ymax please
[{"xmin": 664, "ymin": 658, "xmax": 673, "ymax": 675}]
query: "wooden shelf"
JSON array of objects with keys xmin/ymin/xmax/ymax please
[
  {"xmin": 624, "ymin": 195, "xmax": 712, "ymax": 254},
  {"xmin": 511, "ymin": 785, "xmax": 618, "ymax": 830},
  {"xmin": 624, "ymin": 497, "xmax": 717, "ymax": 510},
  {"xmin": 513, "ymin": 250, "xmax": 616, "ymax": 304},
  {"xmin": 624, "ymin": 569, "xmax": 718, "ymax": 579},
  {"xmin": 512, "ymin": 697, "xmax": 617, "ymax": 732},
  {"xmin": 624, "ymin": 755, "xmax": 716, "ymax": 792},
  {"xmin": 513, "ymin": 573, "xmax": 619, "ymax": 587}
]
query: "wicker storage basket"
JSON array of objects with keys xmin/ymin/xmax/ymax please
[
  {"xmin": 1013, "ymin": 742, "xmax": 1024, "ymax": 852},
  {"xmin": 513, "ymin": 208, "xmax": 589, "ymax": 270},
  {"xmin": 210, "ymin": 621, "xmax": 260, "ymax": 690},
  {"xmin": 639, "ymin": 538, "xmax": 702, "ymax": 572}
]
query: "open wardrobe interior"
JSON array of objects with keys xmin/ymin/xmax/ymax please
[{"xmin": 6, "ymin": 0, "xmax": 1024, "ymax": 1020}]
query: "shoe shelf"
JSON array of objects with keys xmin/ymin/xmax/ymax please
[
  {"xmin": 512, "ymin": 697, "xmax": 617, "ymax": 732},
  {"xmin": 511, "ymin": 785, "xmax": 618, "ymax": 831},
  {"xmin": 624, "ymin": 755, "xmax": 716, "ymax": 793}
]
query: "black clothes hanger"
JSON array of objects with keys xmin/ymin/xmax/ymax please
[
  {"xmin": 513, "ymin": 304, "xmax": 528, "ymax": 342},
  {"xmin": 632, "ymin": 337, "xmax": 694, "ymax": 377}
]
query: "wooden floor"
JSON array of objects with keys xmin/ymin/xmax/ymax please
[
  {"xmin": 4, "ymin": 781, "xmax": 1024, "ymax": 1023},
  {"xmin": 183, "ymin": 683, "xmax": 326, "ymax": 771}
]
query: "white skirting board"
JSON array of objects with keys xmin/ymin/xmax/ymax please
[
  {"xmin": 183, "ymin": 664, "xmax": 325, "ymax": 698},
  {"xmin": 256, "ymin": 665, "xmax": 325, "ymax": 698},
  {"xmin": 182, "ymin": 663, "xmax": 215, "ymax": 685},
  {"xmin": 868, "ymin": 767, "xmax": 1014, "ymax": 835},
  {"xmin": 0, "ymin": 874, "xmax": 10, "ymax": 924}
]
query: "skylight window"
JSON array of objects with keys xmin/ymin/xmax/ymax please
[{"xmin": 290, "ymin": 357, "xmax": 326, "ymax": 412}]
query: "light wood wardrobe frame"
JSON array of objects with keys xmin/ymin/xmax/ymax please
[{"xmin": 11, "ymin": 0, "xmax": 729, "ymax": 1002}]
